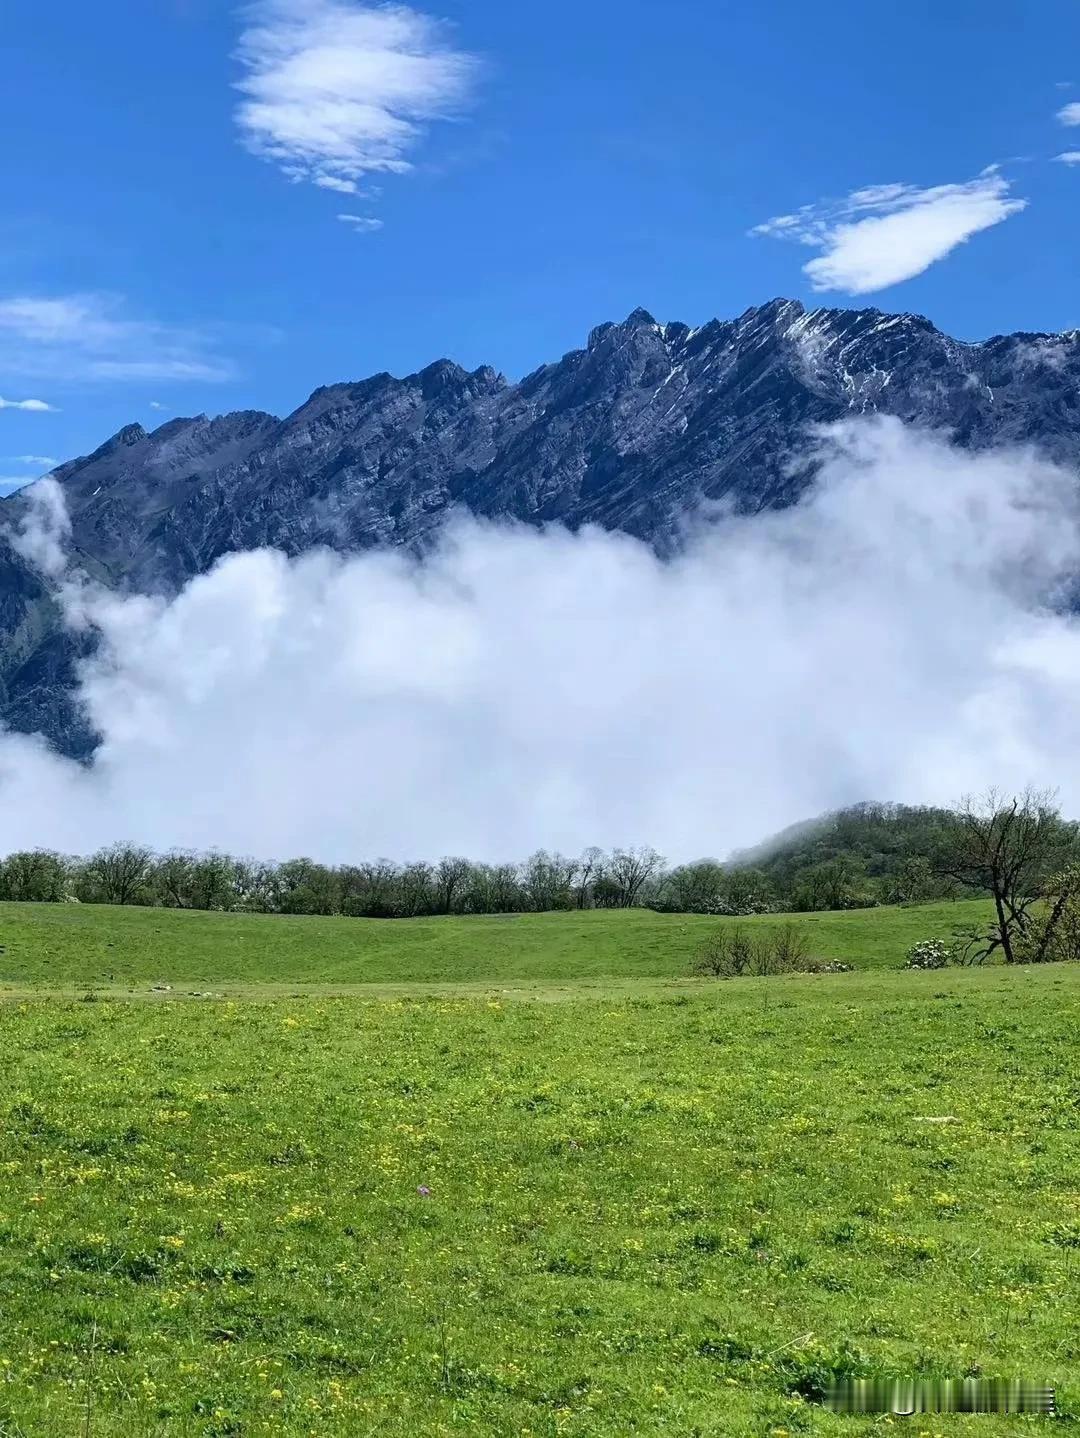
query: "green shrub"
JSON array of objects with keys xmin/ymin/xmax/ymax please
[{"xmin": 693, "ymin": 922, "xmax": 813, "ymax": 978}]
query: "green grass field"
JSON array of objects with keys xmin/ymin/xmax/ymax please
[
  {"xmin": 0, "ymin": 901, "xmax": 1076, "ymax": 1435},
  {"xmin": 0, "ymin": 897, "xmax": 993, "ymax": 992}
]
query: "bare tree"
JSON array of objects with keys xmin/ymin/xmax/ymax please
[
  {"xmin": 398, "ymin": 861, "xmax": 434, "ymax": 917},
  {"xmin": 487, "ymin": 863, "xmax": 524, "ymax": 913},
  {"xmin": 575, "ymin": 847, "xmax": 605, "ymax": 909},
  {"xmin": 936, "ymin": 789, "xmax": 1070, "ymax": 963},
  {"xmin": 1021, "ymin": 861, "xmax": 1080, "ymax": 965},
  {"xmin": 434, "ymin": 857, "xmax": 472, "ymax": 915},
  {"xmin": 606, "ymin": 846, "xmax": 665, "ymax": 908},
  {"xmin": 340, "ymin": 859, "xmax": 401, "ymax": 917},
  {"xmin": 693, "ymin": 927, "xmax": 748, "ymax": 978}
]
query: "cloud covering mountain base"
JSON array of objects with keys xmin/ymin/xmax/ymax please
[{"xmin": 4, "ymin": 417, "xmax": 1080, "ymax": 863}]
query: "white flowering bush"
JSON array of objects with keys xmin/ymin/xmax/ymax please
[{"xmin": 903, "ymin": 938, "xmax": 953, "ymax": 970}]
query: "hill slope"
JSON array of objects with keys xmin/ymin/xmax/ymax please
[{"xmin": 0, "ymin": 897, "xmax": 992, "ymax": 991}]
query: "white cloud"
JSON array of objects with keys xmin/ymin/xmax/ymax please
[
  {"xmin": 233, "ymin": 0, "xmax": 479, "ymax": 199},
  {"xmin": 3, "ymin": 419, "xmax": 1080, "ymax": 862},
  {"xmin": 1013, "ymin": 338, "xmax": 1073, "ymax": 372},
  {"xmin": 149, "ymin": 401, "xmax": 169, "ymax": 411},
  {"xmin": 752, "ymin": 171, "xmax": 1027, "ymax": 294},
  {"xmin": 1055, "ymin": 150, "xmax": 1080, "ymax": 165},
  {"xmin": 5, "ymin": 477, "xmax": 71, "ymax": 578},
  {"xmin": 0, "ymin": 395, "xmax": 57, "ymax": 412},
  {"xmin": 1057, "ymin": 102, "xmax": 1080, "ymax": 125},
  {"xmin": 8, "ymin": 454, "xmax": 58, "ymax": 466},
  {"xmin": 337, "ymin": 212, "xmax": 384, "ymax": 232},
  {"xmin": 0, "ymin": 294, "xmax": 235, "ymax": 384},
  {"xmin": 315, "ymin": 175, "xmax": 359, "ymax": 193}
]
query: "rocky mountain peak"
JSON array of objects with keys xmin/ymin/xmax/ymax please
[
  {"xmin": 3, "ymin": 298, "xmax": 1080, "ymax": 757},
  {"xmin": 87, "ymin": 422, "xmax": 148, "ymax": 461},
  {"xmin": 623, "ymin": 306, "xmax": 660, "ymax": 329}
]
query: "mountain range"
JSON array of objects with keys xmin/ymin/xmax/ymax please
[{"xmin": 3, "ymin": 297, "xmax": 1079, "ymax": 757}]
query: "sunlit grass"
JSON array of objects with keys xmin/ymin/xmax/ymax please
[
  {"xmin": 0, "ymin": 963, "xmax": 1075, "ymax": 1435},
  {"xmin": 0, "ymin": 897, "xmax": 994, "ymax": 991}
]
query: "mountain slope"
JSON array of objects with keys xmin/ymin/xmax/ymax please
[{"xmin": 3, "ymin": 298, "xmax": 1079, "ymax": 755}]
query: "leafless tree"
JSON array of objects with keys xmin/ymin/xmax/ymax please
[
  {"xmin": 606, "ymin": 846, "xmax": 665, "ymax": 908},
  {"xmin": 936, "ymin": 789, "xmax": 1069, "ymax": 963},
  {"xmin": 487, "ymin": 863, "xmax": 524, "ymax": 913},
  {"xmin": 340, "ymin": 859, "xmax": 400, "ymax": 917},
  {"xmin": 434, "ymin": 857, "xmax": 472, "ymax": 915},
  {"xmin": 398, "ymin": 861, "xmax": 434, "ymax": 917},
  {"xmin": 693, "ymin": 927, "xmax": 745, "ymax": 978},
  {"xmin": 1020, "ymin": 861, "xmax": 1080, "ymax": 965},
  {"xmin": 575, "ymin": 847, "xmax": 605, "ymax": 909}
]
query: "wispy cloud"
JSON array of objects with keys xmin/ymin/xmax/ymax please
[
  {"xmin": 1057, "ymin": 102, "xmax": 1080, "ymax": 125},
  {"xmin": 149, "ymin": 401, "xmax": 169, "ymax": 411},
  {"xmin": 337, "ymin": 212, "xmax": 383, "ymax": 232},
  {"xmin": 0, "ymin": 294, "xmax": 235, "ymax": 384},
  {"xmin": 751, "ymin": 170, "xmax": 1027, "ymax": 294},
  {"xmin": 1055, "ymin": 151, "xmax": 1080, "ymax": 166},
  {"xmin": 0, "ymin": 395, "xmax": 57, "ymax": 412},
  {"xmin": 233, "ymin": 0, "xmax": 479, "ymax": 199},
  {"xmin": 0, "ymin": 454, "xmax": 59, "ymax": 497},
  {"xmin": 315, "ymin": 175, "xmax": 363, "ymax": 194}
]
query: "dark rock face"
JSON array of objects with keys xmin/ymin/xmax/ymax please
[{"xmin": 3, "ymin": 298, "xmax": 1079, "ymax": 755}]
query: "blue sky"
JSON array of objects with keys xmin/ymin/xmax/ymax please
[{"xmin": 2, "ymin": 0, "xmax": 1079, "ymax": 487}]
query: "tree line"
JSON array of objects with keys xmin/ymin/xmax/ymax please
[
  {"xmin": 2, "ymin": 791, "xmax": 1077, "ymax": 927},
  {"xmin": 0, "ymin": 841, "xmax": 849, "ymax": 917},
  {"xmin": 0, "ymin": 844, "xmax": 673, "ymax": 917}
]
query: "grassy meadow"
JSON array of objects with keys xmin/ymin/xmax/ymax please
[
  {"xmin": 0, "ymin": 900, "xmax": 1076, "ymax": 1435},
  {"xmin": 0, "ymin": 897, "xmax": 993, "ymax": 993}
]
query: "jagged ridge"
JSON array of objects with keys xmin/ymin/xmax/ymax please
[{"xmin": 2, "ymin": 298, "xmax": 1079, "ymax": 754}]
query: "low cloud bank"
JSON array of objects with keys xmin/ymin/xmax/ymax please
[{"xmin": 4, "ymin": 417, "xmax": 1080, "ymax": 862}]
